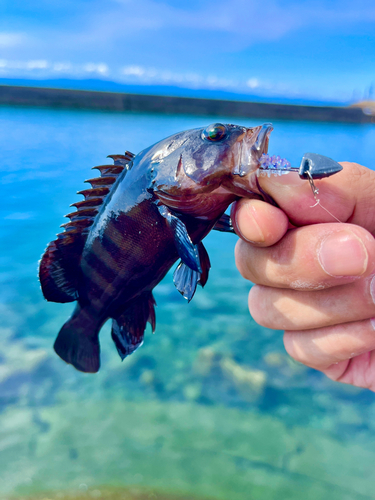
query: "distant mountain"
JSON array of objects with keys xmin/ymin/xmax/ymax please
[{"xmin": 0, "ymin": 77, "xmax": 348, "ymax": 107}]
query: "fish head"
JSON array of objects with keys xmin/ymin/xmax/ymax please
[
  {"xmin": 188, "ymin": 122, "xmax": 273, "ymax": 185},
  {"xmin": 149, "ymin": 122, "xmax": 273, "ymax": 196}
]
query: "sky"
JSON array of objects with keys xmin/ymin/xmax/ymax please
[{"xmin": 1, "ymin": 0, "xmax": 375, "ymax": 103}]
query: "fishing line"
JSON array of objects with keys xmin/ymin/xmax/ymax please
[{"xmin": 306, "ymin": 171, "xmax": 342, "ymax": 224}]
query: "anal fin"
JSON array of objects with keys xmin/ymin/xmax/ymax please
[{"xmin": 111, "ymin": 292, "xmax": 156, "ymax": 360}]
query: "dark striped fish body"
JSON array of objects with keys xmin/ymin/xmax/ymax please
[{"xmin": 39, "ymin": 122, "xmax": 273, "ymax": 373}]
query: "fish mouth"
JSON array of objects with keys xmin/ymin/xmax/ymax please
[
  {"xmin": 253, "ymin": 122, "xmax": 273, "ymax": 155},
  {"xmin": 234, "ymin": 123, "xmax": 273, "ymax": 177}
]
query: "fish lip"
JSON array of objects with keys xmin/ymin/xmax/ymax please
[
  {"xmin": 234, "ymin": 123, "xmax": 273, "ymax": 177},
  {"xmin": 254, "ymin": 123, "xmax": 273, "ymax": 155}
]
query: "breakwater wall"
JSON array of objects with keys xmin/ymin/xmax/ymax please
[{"xmin": 0, "ymin": 84, "xmax": 373, "ymax": 123}]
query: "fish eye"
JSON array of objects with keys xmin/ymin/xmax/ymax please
[{"xmin": 202, "ymin": 123, "xmax": 227, "ymax": 142}]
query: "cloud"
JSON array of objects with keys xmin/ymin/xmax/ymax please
[
  {"xmin": 25, "ymin": 60, "xmax": 48, "ymax": 69},
  {"xmin": 2, "ymin": 1, "xmax": 375, "ymax": 70},
  {"xmin": 247, "ymin": 78, "xmax": 260, "ymax": 90},
  {"xmin": 0, "ymin": 0, "xmax": 373, "ymax": 102},
  {"xmin": 0, "ymin": 59, "xmax": 49, "ymax": 70},
  {"xmin": 58, "ymin": 0, "xmax": 375, "ymax": 52},
  {"xmin": 0, "ymin": 58, "xmax": 110, "ymax": 78},
  {"xmin": 0, "ymin": 56, "xmax": 273, "ymax": 94},
  {"xmin": 0, "ymin": 32, "xmax": 27, "ymax": 48},
  {"xmin": 120, "ymin": 64, "xmax": 243, "ymax": 90},
  {"xmin": 0, "ymin": 56, "xmax": 362, "ymax": 102},
  {"xmin": 52, "ymin": 62, "xmax": 73, "ymax": 72},
  {"xmin": 2, "ymin": 1, "xmax": 375, "ymax": 60},
  {"xmin": 122, "ymin": 65, "xmax": 147, "ymax": 77},
  {"xmin": 83, "ymin": 63, "xmax": 109, "ymax": 75}
]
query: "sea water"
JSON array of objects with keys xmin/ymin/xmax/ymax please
[{"xmin": 0, "ymin": 105, "xmax": 375, "ymax": 500}]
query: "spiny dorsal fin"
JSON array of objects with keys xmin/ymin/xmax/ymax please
[
  {"xmin": 92, "ymin": 165, "xmax": 124, "ymax": 176},
  {"xmin": 71, "ymin": 198, "xmax": 104, "ymax": 209},
  {"xmin": 39, "ymin": 151, "xmax": 135, "ymax": 303},
  {"xmin": 65, "ymin": 208, "xmax": 99, "ymax": 221},
  {"xmin": 77, "ymin": 187, "xmax": 110, "ymax": 199},
  {"xmin": 60, "ymin": 151, "xmax": 134, "ymax": 239},
  {"xmin": 108, "ymin": 151, "xmax": 135, "ymax": 167},
  {"xmin": 84, "ymin": 176, "xmax": 117, "ymax": 187}
]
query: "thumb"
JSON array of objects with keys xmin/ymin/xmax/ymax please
[{"xmin": 257, "ymin": 162, "xmax": 375, "ymax": 231}]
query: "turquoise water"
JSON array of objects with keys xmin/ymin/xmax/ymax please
[{"xmin": 1, "ymin": 105, "xmax": 375, "ymax": 500}]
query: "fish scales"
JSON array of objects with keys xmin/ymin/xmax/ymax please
[{"xmin": 39, "ymin": 122, "xmax": 273, "ymax": 372}]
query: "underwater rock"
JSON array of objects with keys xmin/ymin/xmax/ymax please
[
  {"xmin": 219, "ymin": 357, "xmax": 267, "ymax": 402},
  {"xmin": 194, "ymin": 347, "xmax": 267, "ymax": 402},
  {"xmin": 183, "ymin": 383, "xmax": 202, "ymax": 401},
  {"xmin": 0, "ymin": 328, "xmax": 48, "ymax": 385},
  {"xmin": 193, "ymin": 348, "xmax": 219, "ymax": 377},
  {"xmin": 263, "ymin": 351, "xmax": 286, "ymax": 368},
  {"xmin": 140, "ymin": 369, "xmax": 155, "ymax": 386}
]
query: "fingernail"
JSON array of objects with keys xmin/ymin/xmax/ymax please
[
  {"xmin": 370, "ymin": 317, "xmax": 375, "ymax": 331},
  {"xmin": 235, "ymin": 202, "xmax": 265, "ymax": 243},
  {"xmin": 318, "ymin": 230, "xmax": 368, "ymax": 277}
]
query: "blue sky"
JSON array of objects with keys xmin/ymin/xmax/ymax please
[{"xmin": 1, "ymin": 0, "xmax": 375, "ymax": 102}]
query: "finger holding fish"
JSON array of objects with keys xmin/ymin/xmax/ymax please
[
  {"xmin": 322, "ymin": 350, "xmax": 375, "ymax": 390},
  {"xmin": 231, "ymin": 198, "xmax": 289, "ymax": 247},
  {"xmin": 248, "ymin": 277, "xmax": 375, "ymax": 331},
  {"xmin": 232, "ymin": 159, "xmax": 361, "ymax": 248},
  {"xmin": 235, "ymin": 222, "xmax": 375, "ymax": 290},
  {"xmin": 234, "ymin": 158, "xmax": 375, "ymax": 390},
  {"xmin": 244, "ymin": 161, "xmax": 375, "ymax": 229},
  {"xmin": 284, "ymin": 320, "xmax": 375, "ymax": 371}
]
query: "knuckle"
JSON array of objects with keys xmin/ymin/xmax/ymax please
[
  {"xmin": 248, "ymin": 286, "xmax": 268, "ymax": 326},
  {"xmin": 234, "ymin": 239, "xmax": 252, "ymax": 280},
  {"xmin": 345, "ymin": 162, "xmax": 375, "ymax": 203},
  {"xmin": 283, "ymin": 331, "xmax": 306, "ymax": 364}
]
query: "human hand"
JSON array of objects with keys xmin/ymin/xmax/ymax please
[{"xmin": 233, "ymin": 162, "xmax": 375, "ymax": 390}]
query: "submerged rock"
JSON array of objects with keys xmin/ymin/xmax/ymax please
[
  {"xmin": 263, "ymin": 351, "xmax": 286, "ymax": 368},
  {"xmin": 194, "ymin": 347, "xmax": 267, "ymax": 403},
  {"xmin": 219, "ymin": 357, "xmax": 267, "ymax": 402}
]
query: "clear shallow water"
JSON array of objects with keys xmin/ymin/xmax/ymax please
[{"xmin": 0, "ymin": 106, "xmax": 375, "ymax": 500}]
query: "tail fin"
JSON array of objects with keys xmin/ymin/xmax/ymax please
[{"xmin": 54, "ymin": 305, "xmax": 101, "ymax": 373}]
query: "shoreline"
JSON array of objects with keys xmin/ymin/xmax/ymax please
[{"xmin": 0, "ymin": 84, "xmax": 374, "ymax": 123}]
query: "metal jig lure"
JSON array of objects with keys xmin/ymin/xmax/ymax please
[{"xmin": 259, "ymin": 152, "xmax": 343, "ymax": 222}]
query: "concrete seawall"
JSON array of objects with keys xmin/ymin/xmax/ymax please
[{"xmin": 0, "ymin": 84, "xmax": 373, "ymax": 123}]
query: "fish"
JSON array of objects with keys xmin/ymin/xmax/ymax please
[{"xmin": 39, "ymin": 122, "xmax": 273, "ymax": 373}]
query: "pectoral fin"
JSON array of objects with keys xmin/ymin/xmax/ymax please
[
  {"xmin": 157, "ymin": 204, "xmax": 201, "ymax": 273},
  {"xmin": 173, "ymin": 242, "xmax": 211, "ymax": 301},
  {"xmin": 173, "ymin": 262, "xmax": 200, "ymax": 302},
  {"xmin": 111, "ymin": 292, "xmax": 156, "ymax": 360},
  {"xmin": 213, "ymin": 213, "xmax": 235, "ymax": 233}
]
